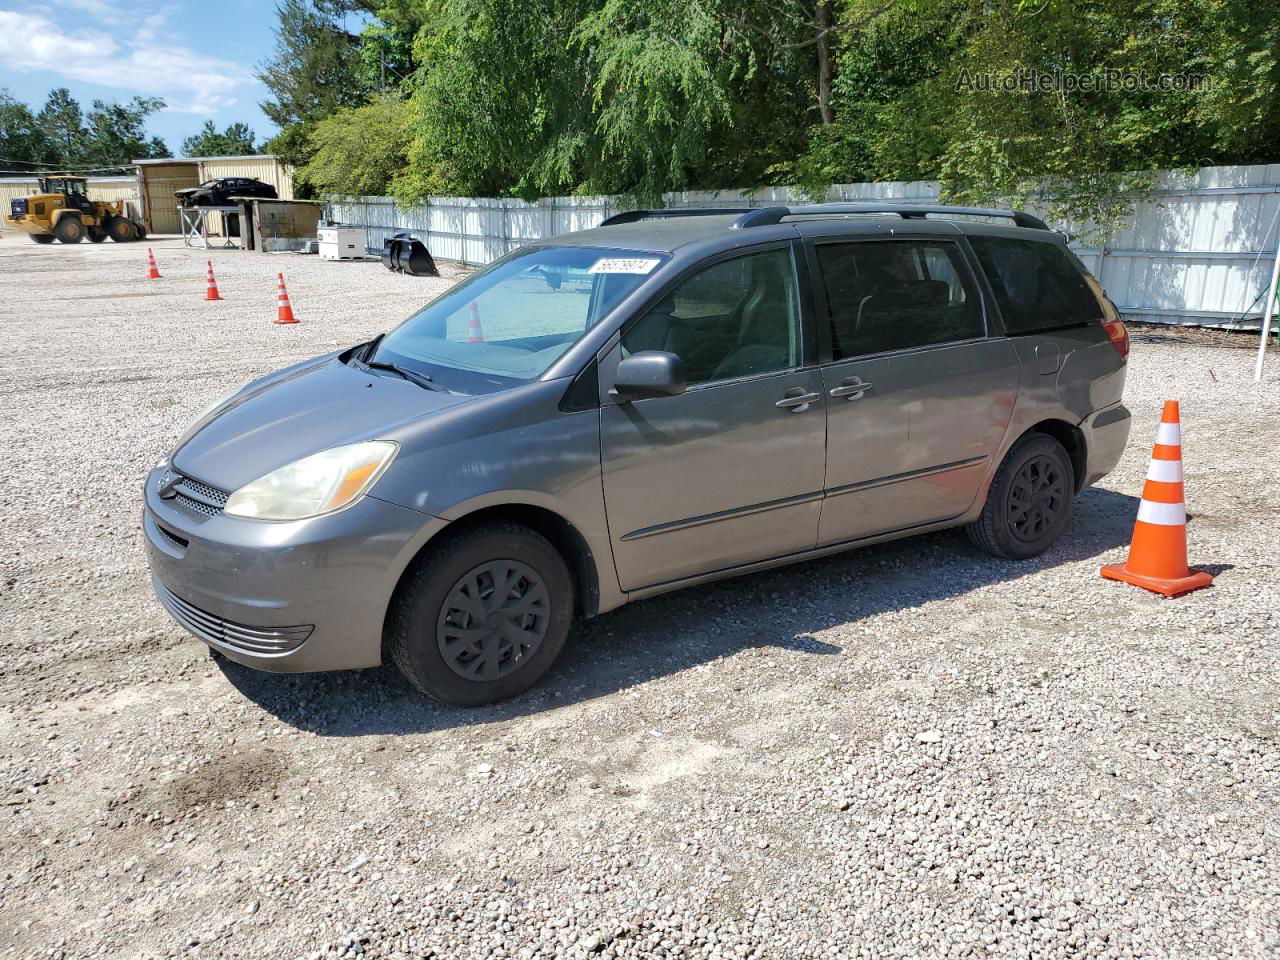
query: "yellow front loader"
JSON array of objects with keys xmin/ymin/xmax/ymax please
[{"xmin": 5, "ymin": 175, "xmax": 147, "ymax": 244}]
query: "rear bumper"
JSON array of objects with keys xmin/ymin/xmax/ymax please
[
  {"xmin": 142, "ymin": 466, "xmax": 446, "ymax": 673},
  {"xmin": 1080, "ymin": 401, "xmax": 1131, "ymax": 488}
]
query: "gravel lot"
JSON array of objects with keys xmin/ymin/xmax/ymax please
[{"xmin": 1, "ymin": 234, "xmax": 1277, "ymax": 960}]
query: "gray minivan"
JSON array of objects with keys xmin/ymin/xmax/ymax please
[{"xmin": 143, "ymin": 203, "xmax": 1131, "ymax": 704}]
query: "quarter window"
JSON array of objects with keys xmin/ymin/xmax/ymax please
[
  {"xmin": 968, "ymin": 236, "xmax": 1103, "ymax": 334},
  {"xmin": 622, "ymin": 248, "xmax": 801, "ymax": 386},
  {"xmin": 815, "ymin": 240, "xmax": 983, "ymax": 359}
]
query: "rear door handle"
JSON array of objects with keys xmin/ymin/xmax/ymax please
[
  {"xmin": 776, "ymin": 389, "xmax": 822, "ymax": 412},
  {"xmin": 829, "ymin": 378, "xmax": 873, "ymax": 400}
]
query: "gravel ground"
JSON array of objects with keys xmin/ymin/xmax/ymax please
[{"xmin": 0, "ymin": 234, "xmax": 1277, "ymax": 960}]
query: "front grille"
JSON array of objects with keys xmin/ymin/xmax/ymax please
[
  {"xmin": 174, "ymin": 476, "xmax": 229, "ymax": 517},
  {"xmin": 158, "ymin": 468, "xmax": 229, "ymax": 518},
  {"xmin": 155, "ymin": 582, "xmax": 313, "ymax": 656},
  {"xmin": 10, "ymin": 198, "xmax": 26, "ymax": 217}
]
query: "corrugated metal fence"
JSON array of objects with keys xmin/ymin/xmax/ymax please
[{"xmin": 328, "ymin": 164, "xmax": 1280, "ymax": 327}]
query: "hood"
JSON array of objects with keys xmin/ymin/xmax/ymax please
[{"xmin": 172, "ymin": 356, "xmax": 473, "ymax": 492}]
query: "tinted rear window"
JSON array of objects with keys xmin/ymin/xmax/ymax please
[
  {"xmin": 969, "ymin": 236, "xmax": 1102, "ymax": 334},
  {"xmin": 815, "ymin": 239, "xmax": 984, "ymax": 359}
]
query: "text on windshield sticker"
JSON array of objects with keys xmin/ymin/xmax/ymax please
[{"xmin": 588, "ymin": 257, "xmax": 662, "ymax": 275}]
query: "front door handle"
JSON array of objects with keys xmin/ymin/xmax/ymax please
[
  {"xmin": 829, "ymin": 377, "xmax": 873, "ymax": 401},
  {"xmin": 776, "ymin": 388, "xmax": 821, "ymax": 412}
]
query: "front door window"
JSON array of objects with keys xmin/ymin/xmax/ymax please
[{"xmin": 621, "ymin": 247, "xmax": 801, "ymax": 385}]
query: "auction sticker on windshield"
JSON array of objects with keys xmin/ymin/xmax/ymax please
[{"xmin": 588, "ymin": 257, "xmax": 662, "ymax": 275}]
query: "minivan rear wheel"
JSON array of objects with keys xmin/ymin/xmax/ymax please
[
  {"xmin": 386, "ymin": 523, "xmax": 575, "ymax": 705},
  {"xmin": 966, "ymin": 433, "xmax": 1074, "ymax": 560}
]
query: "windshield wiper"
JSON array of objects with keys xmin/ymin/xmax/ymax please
[{"xmin": 366, "ymin": 359, "xmax": 445, "ymax": 392}]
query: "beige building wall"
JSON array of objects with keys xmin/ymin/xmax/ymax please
[{"xmin": 139, "ymin": 162, "xmax": 200, "ymax": 234}]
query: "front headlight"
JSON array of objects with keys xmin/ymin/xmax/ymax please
[{"xmin": 224, "ymin": 441, "xmax": 398, "ymax": 521}]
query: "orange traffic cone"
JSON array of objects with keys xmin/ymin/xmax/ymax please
[
  {"xmin": 1100, "ymin": 400, "xmax": 1213, "ymax": 597},
  {"xmin": 466, "ymin": 302, "xmax": 484, "ymax": 342},
  {"xmin": 274, "ymin": 273, "xmax": 297, "ymax": 324},
  {"xmin": 205, "ymin": 260, "xmax": 222, "ymax": 301},
  {"xmin": 146, "ymin": 247, "xmax": 161, "ymax": 279}
]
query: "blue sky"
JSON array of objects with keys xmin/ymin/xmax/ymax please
[{"xmin": 0, "ymin": 0, "xmax": 358, "ymax": 153}]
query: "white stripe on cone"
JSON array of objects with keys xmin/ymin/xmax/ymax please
[
  {"xmin": 1155, "ymin": 422, "xmax": 1181, "ymax": 445},
  {"xmin": 1146, "ymin": 459, "xmax": 1183, "ymax": 483},
  {"xmin": 1136, "ymin": 499, "xmax": 1186, "ymax": 526}
]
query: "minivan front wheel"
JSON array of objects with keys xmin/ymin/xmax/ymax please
[
  {"xmin": 387, "ymin": 523, "xmax": 575, "ymax": 705},
  {"xmin": 967, "ymin": 433, "xmax": 1074, "ymax": 560}
]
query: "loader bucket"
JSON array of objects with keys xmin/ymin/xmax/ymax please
[
  {"xmin": 381, "ymin": 234, "xmax": 400, "ymax": 271},
  {"xmin": 382, "ymin": 233, "xmax": 440, "ymax": 277}
]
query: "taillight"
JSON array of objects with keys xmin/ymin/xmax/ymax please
[{"xmin": 1103, "ymin": 318, "xmax": 1129, "ymax": 360}]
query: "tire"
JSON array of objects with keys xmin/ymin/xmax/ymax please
[
  {"xmin": 30, "ymin": 234, "xmax": 55, "ymax": 244},
  {"xmin": 54, "ymin": 216, "xmax": 84, "ymax": 244},
  {"xmin": 387, "ymin": 523, "xmax": 575, "ymax": 706},
  {"xmin": 966, "ymin": 432, "xmax": 1075, "ymax": 560},
  {"xmin": 106, "ymin": 217, "xmax": 136, "ymax": 242},
  {"xmin": 133, "ymin": 222, "xmax": 147, "ymax": 241},
  {"xmin": 88, "ymin": 228, "xmax": 106, "ymax": 243}
]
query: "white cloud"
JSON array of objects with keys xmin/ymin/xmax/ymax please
[
  {"xmin": 49, "ymin": 0, "xmax": 118, "ymax": 18},
  {"xmin": 0, "ymin": 9, "xmax": 256, "ymax": 115}
]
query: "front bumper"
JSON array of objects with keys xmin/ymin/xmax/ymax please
[
  {"xmin": 142, "ymin": 466, "xmax": 446, "ymax": 672},
  {"xmin": 1080, "ymin": 401, "xmax": 1131, "ymax": 488},
  {"xmin": 4, "ymin": 217, "xmax": 41, "ymax": 235}
]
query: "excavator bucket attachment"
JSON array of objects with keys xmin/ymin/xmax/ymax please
[{"xmin": 382, "ymin": 232, "xmax": 439, "ymax": 277}]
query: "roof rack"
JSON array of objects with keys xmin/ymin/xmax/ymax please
[
  {"xmin": 599, "ymin": 207, "xmax": 756, "ymax": 227},
  {"xmin": 599, "ymin": 203, "xmax": 1049, "ymax": 231},
  {"xmin": 733, "ymin": 203, "xmax": 1050, "ymax": 230}
]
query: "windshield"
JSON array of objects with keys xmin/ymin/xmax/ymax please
[{"xmin": 372, "ymin": 246, "xmax": 667, "ymax": 390}]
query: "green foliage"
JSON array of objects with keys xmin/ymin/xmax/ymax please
[
  {"xmin": 81, "ymin": 97, "xmax": 170, "ymax": 166},
  {"xmin": 801, "ymin": 0, "xmax": 1280, "ymax": 236},
  {"xmin": 574, "ymin": 0, "xmax": 813, "ymax": 200},
  {"xmin": 255, "ymin": 0, "xmax": 1280, "ymax": 232},
  {"xmin": 258, "ymin": 0, "xmax": 372, "ymax": 168},
  {"xmin": 0, "ymin": 87, "xmax": 168, "ymax": 170},
  {"xmin": 37, "ymin": 88, "xmax": 87, "ymax": 163},
  {"xmin": 299, "ymin": 97, "xmax": 414, "ymax": 195},
  {"xmin": 182, "ymin": 121, "xmax": 258, "ymax": 157},
  {"xmin": 399, "ymin": 0, "xmax": 817, "ymax": 201},
  {"xmin": 0, "ymin": 89, "xmax": 53, "ymax": 168},
  {"xmin": 402, "ymin": 0, "xmax": 598, "ymax": 199}
]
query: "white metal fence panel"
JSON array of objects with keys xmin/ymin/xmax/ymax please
[{"xmin": 326, "ymin": 164, "xmax": 1280, "ymax": 327}]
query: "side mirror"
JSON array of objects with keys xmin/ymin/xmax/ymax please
[{"xmin": 610, "ymin": 351, "xmax": 686, "ymax": 401}]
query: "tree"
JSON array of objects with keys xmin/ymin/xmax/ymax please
[
  {"xmin": 258, "ymin": 0, "xmax": 372, "ymax": 168},
  {"xmin": 182, "ymin": 121, "xmax": 258, "ymax": 157},
  {"xmin": 403, "ymin": 0, "xmax": 599, "ymax": 199},
  {"xmin": 256, "ymin": 0, "xmax": 1280, "ymax": 233},
  {"xmin": 26, "ymin": 88, "xmax": 168, "ymax": 168},
  {"xmin": 400, "ymin": 0, "xmax": 816, "ymax": 202},
  {"xmin": 300, "ymin": 97, "xmax": 412, "ymax": 195},
  {"xmin": 796, "ymin": 0, "xmax": 1280, "ymax": 236},
  {"xmin": 82, "ymin": 97, "xmax": 169, "ymax": 166},
  {"xmin": 37, "ymin": 88, "xmax": 87, "ymax": 164},
  {"xmin": 0, "ymin": 89, "xmax": 53, "ymax": 168},
  {"xmin": 574, "ymin": 0, "xmax": 817, "ymax": 199}
]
